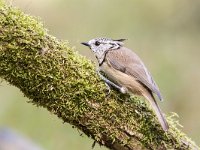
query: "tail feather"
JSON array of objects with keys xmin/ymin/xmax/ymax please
[{"xmin": 143, "ymin": 93, "xmax": 169, "ymax": 131}]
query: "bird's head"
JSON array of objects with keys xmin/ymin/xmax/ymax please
[
  {"xmin": 81, "ymin": 37, "xmax": 126, "ymax": 54},
  {"xmin": 81, "ymin": 37, "xmax": 126, "ymax": 64}
]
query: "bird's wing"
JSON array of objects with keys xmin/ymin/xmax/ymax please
[{"xmin": 106, "ymin": 47, "xmax": 163, "ymax": 100}]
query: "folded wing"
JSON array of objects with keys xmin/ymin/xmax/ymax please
[{"xmin": 106, "ymin": 47, "xmax": 163, "ymax": 101}]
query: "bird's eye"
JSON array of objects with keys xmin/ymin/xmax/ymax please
[{"xmin": 95, "ymin": 41, "xmax": 100, "ymax": 46}]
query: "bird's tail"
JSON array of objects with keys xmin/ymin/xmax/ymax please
[{"xmin": 143, "ymin": 93, "xmax": 169, "ymax": 131}]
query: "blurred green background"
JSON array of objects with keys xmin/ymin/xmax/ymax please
[{"xmin": 1, "ymin": 0, "xmax": 200, "ymax": 149}]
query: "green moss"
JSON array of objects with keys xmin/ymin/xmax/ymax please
[{"xmin": 0, "ymin": 1, "xmax": 198, "ymax": 150}]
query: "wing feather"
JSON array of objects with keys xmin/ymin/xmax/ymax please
[{"xmin": 106, "ymin": 47, "xmax": 163, "ymax": 100}]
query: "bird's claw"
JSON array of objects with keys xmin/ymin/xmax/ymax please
[{"xmin": 105, "ymin": 83, "xmax": 111, "ymax": 96}]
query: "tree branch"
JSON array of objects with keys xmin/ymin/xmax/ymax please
[{"xmin": 0, "ymin": 2, "xmax": 199, "ymax": 150}]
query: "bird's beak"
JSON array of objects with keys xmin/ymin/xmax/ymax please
[{"xmin": 81, "ymin": 42, "xmax": 90, "ymax": 47}]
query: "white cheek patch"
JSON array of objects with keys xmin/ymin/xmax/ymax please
[
  {"xmin": 103, "ymin": 43, "xmax": 115, "ymax": 50},
  {"xmin": 90, "ymin": 40, "xmax": 122, "ymax": 65}
]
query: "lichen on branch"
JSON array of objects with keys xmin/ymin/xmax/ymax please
[{"xmin": 0, "ymin": 1, "xmax": 198, "ymax": 150}]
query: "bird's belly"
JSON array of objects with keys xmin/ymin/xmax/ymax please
[{"xmin": 100, "ymin": 63, "xmax": 145, "ymax": 95}]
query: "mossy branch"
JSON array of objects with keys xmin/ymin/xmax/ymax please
[{"xmin": 0, "ymin": 2, "xmax": 199, "ymax": 150}]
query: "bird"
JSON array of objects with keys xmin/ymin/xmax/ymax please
[{"xmin": 81, "ymin": 37, "xmax": 169, "ymax": 131}]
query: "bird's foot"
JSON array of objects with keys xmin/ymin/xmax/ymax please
[{"xmin": 105, "ymin": 83, "xmax": 111, "ymax": 96}]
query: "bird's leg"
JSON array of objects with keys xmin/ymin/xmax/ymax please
[{"xmin": 96, "ymin": 69, "xmax": 127, "ymax": 94}]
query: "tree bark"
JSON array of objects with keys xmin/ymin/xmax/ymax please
[{"xmin": 0, "ymin": 1, "xmax": 199, "ymax": 150}]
